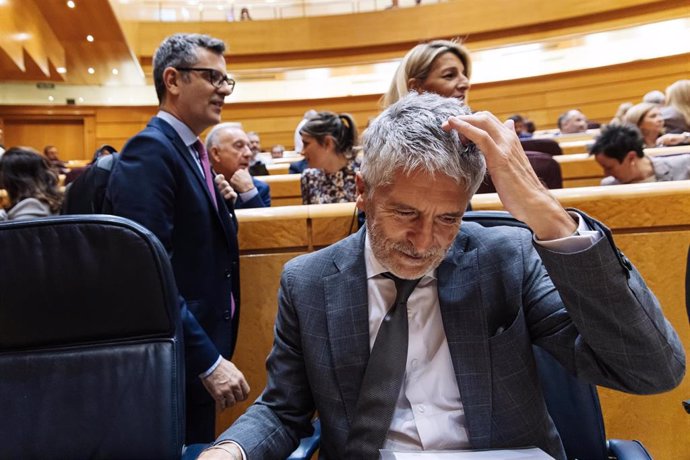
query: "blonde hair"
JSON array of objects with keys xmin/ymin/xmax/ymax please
[
  {"xmin": 665, "ymin": 80, "xmax": 690, "ymax": 126},
  {"xmin": 623, "ymin": 102, "xmax": 658, "ymax": 127},
  {"xmin": 381, "ymin": 39, "xmax": 472, "ymax": 109}
]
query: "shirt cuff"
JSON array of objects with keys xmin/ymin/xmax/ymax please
[
  {"xmin": 199, "ymin": 355, "xmax": 222, "ymax": 379},
  {"xmin": 238, "ymin": 188, "xmax": 258, "ymax": 202},
  {"xmin": 534, "ymin": 211, "xmax": 602, "ymax": 253},
  {"xmin": 216, "ymin": 441, "xmax": 247, "ymax": 460}
]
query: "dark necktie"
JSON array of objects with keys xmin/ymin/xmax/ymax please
[
  {"xmin": 193, "ymin": 139, "xmax": 218, "ymax": 209},
  {"xmin": 346, "ymin": 272, "xmax": 422, "ymax": 459}
]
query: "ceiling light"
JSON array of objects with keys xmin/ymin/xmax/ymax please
[
  {"xmin": 86, "ymin": 35, "xmax": 94, "ymax": 42},
  {"xmin": 66, "ymin": 1, "xmax": 76, "ymax": 8},
  {"xmin": 112, "ymin": 68, "xmax": 119, "ymax": 75},
  {"xmin": 56, "ymin": 67, "xmax": 67, "ymax": 74},
  {"xmin": 87, "ymin": 67, "xmax": 95, "ymax": 74}
]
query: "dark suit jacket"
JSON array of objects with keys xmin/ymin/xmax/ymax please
[
  {"xmin": 221, "ymin": 216, "xmax": 684, "ymax": 459},
  {"xmin": 105, "ymin": 117, "xmax": 241, "ymax": 389},
  {"xmin": 236, "ymin": 177, "xmax": 271, "ymax": 209}
]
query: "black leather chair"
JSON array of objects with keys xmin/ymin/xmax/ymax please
[
  {"xmin": 520, "ymin": 138, "xmax": 563, "ymax": 156},
  {"xmin": 0, "ymin": 215, "xmax": 185, "ymax": 459},
  {"xmin": 290, "ymin": 211, "xmax": 653, "ymax": 459},
  {"xmin": 684, "ymin": 245, "xmax": 690, "ymax": 414},
  {"xmin": 476, "ymin": 151, "xmax": 562, "ymax": 194}
]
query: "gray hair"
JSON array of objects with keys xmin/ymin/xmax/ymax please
[
  {"xmin": 362, "ymin": 92, "xmax": 486, "ymax": 196},
  {"xmin": 205, "ymin": 122, "xmax": 244, "ymax": 150},
  {"xmin": 153, "ymin": 33, "xmax": 226, "ymax": 104}
]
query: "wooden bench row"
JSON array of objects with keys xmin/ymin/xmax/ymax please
[{"xmin": 225, "ymin": 180, "xmax": 690, "ymax": 459}]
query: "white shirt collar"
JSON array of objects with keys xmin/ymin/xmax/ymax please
[{"xmin": 156, "ymin": 110, "xmax": 198, "ymax": 147}]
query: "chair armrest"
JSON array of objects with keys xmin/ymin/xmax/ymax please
[
  {"xmin": 181, "ymin": 443, "xmax": 208, "ymax": 460},
  {"xmin": 286, "ymin": 419, "xmax": 321, "ymax": 460},
  {"xmin": 607, "ymin": 439, "xmax": 653, "ymax": 460}
]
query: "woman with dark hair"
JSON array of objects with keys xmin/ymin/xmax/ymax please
[
  {"xmin": 0, "ymin": 146, "xmax": 63, "ymax": 221},
  {"xmin": 299, "ymin": 111, "xmax": 360, "ymax": 204}
]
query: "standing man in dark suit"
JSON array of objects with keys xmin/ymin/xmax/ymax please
[
  {"xmin": 206, "ymin": 122, "xmax": 271, "ymax": 209},
  {"xmin": 105, "ymin": 33, "xmax": 250, "ymax": 443},
  {"xmin": 199, "ymin": 92, "xmax": 684, "ymax": 459}
]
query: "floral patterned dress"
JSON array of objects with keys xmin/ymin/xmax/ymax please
[{"xmin": 300, "ymin": 158, "xmax": 361, "ymax": 204}]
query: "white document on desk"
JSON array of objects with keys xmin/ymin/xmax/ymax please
[{"xmin": 379, "ymin": 447, "xmax": 554, "ymax": 459}]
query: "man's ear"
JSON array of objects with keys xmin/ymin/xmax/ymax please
[
  {"xmin": 163, "ymin": 67, "xmax": 182, "ymax": 97},
  {"xmin": 209, "ymin": 146, "xmax": 221, "ymax": 163},
  {"xmin": 624, "ymin": 150, "xmax": 638, "ymax": 164},
  {"xmin": 355, "ymin": 173, "xmax": 367, "ymax": 212}
]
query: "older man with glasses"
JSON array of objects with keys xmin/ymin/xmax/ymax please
[{"xmin": 106, "ymin": 33, "xmax": 249, "ymax": 444}]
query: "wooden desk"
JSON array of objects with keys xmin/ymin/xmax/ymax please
[
  {"xmin": 223, "ymin": 182, "xmax": 690, "ymax": 459},
  {"xmin": 266, "ymin": 163, "xmax": 290, "ymax": 175},
  {"xmin": 260, "ymin": 174, "xmax": 302, "ymax": 206}
]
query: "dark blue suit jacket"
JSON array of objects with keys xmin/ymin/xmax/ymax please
[
  {"xmin": 105, "ymin": 117, "xmax": 241, "ymax": 391},
  {"xmin": 236, "ymin": 177, "xmax": 271, "ymax": 209}
]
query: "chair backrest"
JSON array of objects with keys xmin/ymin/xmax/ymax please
[
  {"xmin": 475, "ymin": 151, "xmax": 562, "ymax": 194},
  {"xmin": 463, "ymin": 211, "xmax": 609, "ymax": 459},
  {"xmin": 0, "ymin": 215, "xmax": 185, "ymax": 459},
  {"xmin": 520, "ymin": 138, "xmax": 563, "ymax": 156}
]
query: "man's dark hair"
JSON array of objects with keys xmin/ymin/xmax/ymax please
[
  {"xmin": 589, "ymin": 124, "xmax": 644, "ymax": 162},
  {"xmin": 152, "ymin": 33, "xmax": 226, "ymax": 104}
]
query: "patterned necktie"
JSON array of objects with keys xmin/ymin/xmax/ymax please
[
  {"xmin": 193, "ymin": 139, "xmax": 218, "ymax": 209},
  {"xmin": 346, "ymin": 272, "xmax": 422, "ymax": 459}
]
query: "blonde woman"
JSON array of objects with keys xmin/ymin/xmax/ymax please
[
  {"xmin": 661, "ymin": 79, "xmax": 690, "ymax": 134},
  {"xmin": 381, "ymin": 39, "xmax": 472, "ymax": 108}
]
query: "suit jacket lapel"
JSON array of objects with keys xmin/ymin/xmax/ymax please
[
  {"xmin": 324, "ymin": 229, "xmax": 370, "ymax": 425},
  {"xmin": 437, "ymin": 231, "xmax": 492, "ymax": 449},
  {"xmin": 149, "ymin": 117, "xmax": 236, "ymax": 246}
]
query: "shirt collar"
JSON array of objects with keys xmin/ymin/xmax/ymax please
[{"xmin": 156, "ymin": 110, "xmax": 199, "ymax": 148}]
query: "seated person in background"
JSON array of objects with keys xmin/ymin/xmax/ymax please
[
  {"xmin": 198, "ymin": 92, "xmax": 684, "ymax": 460},
  {"xmin": 299, "ymin": 111, "xmax": 360, "ymax": 204},
  {"xmin": 246, "ymin": 131, "xmax": 269, "ymax": 176},
  {"xmin": 43, "ymin": 144, "xmax": 69, "ymax": 174},
  {"xmin": 661, "ymin": 79, "xmax": 690, "ymax": 134},
  {"xmin": 206, "ymin": 123, "xmax": 270, "ymax": 209},
  {"xmin": 557, "ymin": 109, "xmax": 588, "ymax": 134},
  {"xmin": 623, "ymin": 102, "xmax": 665, "ymax": 148},
  {"xmin": 609, "ymin": 101, "xmax": 633, "ymax": 126},
  {"xmin": 0, "ymin": 146, "xmax": 63, "ymax": 220},
  {"xmin": 590, "ymin": 124, "xmax": 690, "ymax": 185},
  {"xmin": 288, "ymin": 158, "xmax": 308, "ymax": 174},
  {"xmin": 507, "ymin": 114, "xmax": 531, "ymax": 138},
  {"xmin": 270, "ymin": 144, "xmax": 285, "ymax": 159},
  {"xmin": 643, "ymin": 90, "xmax": 666, "ymax": 105}
]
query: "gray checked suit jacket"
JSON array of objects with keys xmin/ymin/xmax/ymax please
[{"xmin": 221, "ymin": 215, "xmax": 685, "ymax": 459}]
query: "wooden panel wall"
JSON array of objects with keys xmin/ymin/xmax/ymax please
[
  {"xmin": 128, "ymin": 0, "xmax": 688, "ymax": 72},
  {"xmin": 1, "ymin": 52, "xmax": 686, "ymax": 155}
]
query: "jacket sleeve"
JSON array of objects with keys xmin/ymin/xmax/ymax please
[{"xmin": 525, "ymin": 212, "xmax": 685, "ymax": 394}]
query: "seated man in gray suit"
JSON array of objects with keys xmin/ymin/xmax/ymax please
[
  {"xmin": 206, "ymin": 122, "xmax": 271, "ymax": 208},
  {"xmin": 200, "ymin": 93, "xmax": 685, "ymax": 460},
  {"xmin": 591, "ymin": 123, "xmax": 690, "ymax": 185}
]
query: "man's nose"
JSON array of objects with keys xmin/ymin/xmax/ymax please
[{"xmin": 408, "ymin": 220, "xmax": 434, "ymax": 253}]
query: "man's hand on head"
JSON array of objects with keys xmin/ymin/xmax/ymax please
[
  {"xmin": 443, "ymin": 112, "xmax": 577, "ymax": 240},
  {"xmin": 201, "ymin": 358, "xmax": 250, "ymax": 410},
  {"xmin": 215, "ymin": 174, "xmax": 237, "ymax": 201},
  {"xmin": 230, "ymin": 169, "xmax": 256, "ymax": 194}
]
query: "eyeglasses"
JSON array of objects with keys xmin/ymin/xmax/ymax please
[{"xmin": 175, "ymin": 67, "xmax": 236, "ymax": 93}]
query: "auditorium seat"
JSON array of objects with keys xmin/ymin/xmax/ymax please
[
  {"xmin": 476, "ymin": 151, "xmax": 562, "ymax": 194},
  {"xmin": 521, "ymin": 138, "xmax": 563, "ymax": 156},
  {"xmin": 0, "ymin": 215, "xmax": 185, "ymax": 459}
]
